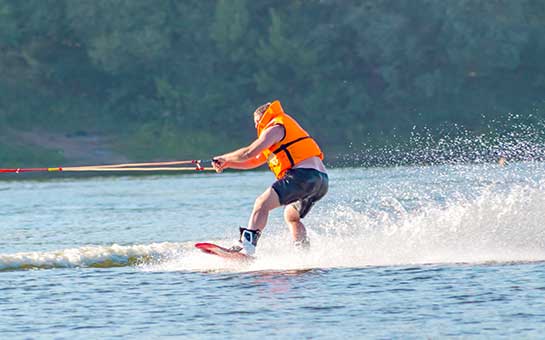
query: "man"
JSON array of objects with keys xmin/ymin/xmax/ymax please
[{"xmin": 212, "ymin": 100, "xmax": 328, "ymax": 255}]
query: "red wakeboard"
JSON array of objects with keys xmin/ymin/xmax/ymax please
[{"xmin": 195, "ymin": 242, "xmax": 254, "ymax": 262}]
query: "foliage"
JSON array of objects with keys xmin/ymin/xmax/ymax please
[
  {"xmin": 0, "ymin": 142, "xmax": 65, "ymax": 167},
  {"xmin": 1, "ymin": 0, "xmax": 545, "ymax": 164}
]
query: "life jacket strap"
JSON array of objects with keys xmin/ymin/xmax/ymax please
[{"xmin": 271, "ymin": 136, "xmax": 312, "ymax": 167}]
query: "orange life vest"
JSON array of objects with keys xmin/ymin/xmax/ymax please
[{"xmin": 256, "ymin": 100, "xmax": 323, "ymax": 179}]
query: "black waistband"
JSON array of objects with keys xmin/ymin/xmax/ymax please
[{"xmin": 287, "ymin": 167, "xmax": 328, "ymax": 177}]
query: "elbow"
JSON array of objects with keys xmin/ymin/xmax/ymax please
[
  {"xmin": 241, "ymin": 150, "xmax": 254, "ymax": 160},
  {"xmin": 240, "ymin": 146, "xmax": 260, "ymax": 161}
]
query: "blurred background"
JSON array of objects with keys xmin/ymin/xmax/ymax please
[{"xmin": 1, "ymin": 0, "xmax": 544, "ymax": 167}]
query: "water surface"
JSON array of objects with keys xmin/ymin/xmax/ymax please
[{"xmin": 2, "ymin": 163, "xmax": 545, "ymax": 338}]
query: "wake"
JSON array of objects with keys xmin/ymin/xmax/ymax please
[
  {"xmin": 3, "ymin": 166, "xmax": 545, "ymax": 273},
  {"xmin": 0, "ymin": 242, "xmax": 185, "ymax": 272},
  {"xmin": 148, "ymin": 170, "xmax": 545, "ymax": 272}
]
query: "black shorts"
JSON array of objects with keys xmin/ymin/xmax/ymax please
[{"xmin": 272, "ymin": 168, "xmax": 329, "ymax": 218}]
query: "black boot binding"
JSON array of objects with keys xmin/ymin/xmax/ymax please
[{"xmin": 230, "ymin": 227, "xmax": 261, "ymax": 255}]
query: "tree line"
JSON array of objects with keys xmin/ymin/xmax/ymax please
[{"xmin": 1, "ymin": 0, "xmax": 544, "ymax": 165}]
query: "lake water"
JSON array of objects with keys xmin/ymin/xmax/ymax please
[{"xmin": 2, "ymin": 163, "xmax": 545, "ymax": 338}]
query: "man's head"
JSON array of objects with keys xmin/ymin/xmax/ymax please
[{"xmin": 253, "ymin": 102, "xmax": 271, "ymax": 128}]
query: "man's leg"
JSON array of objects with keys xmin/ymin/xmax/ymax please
[
  {"xmin": 284, "ymin": 204, "xmax": 307, "ymax": 242},
  {"xmin": 248, "ymin": 187, "xmax": 281, "ymax": 231},
  {"xmin": 233, "ymin": 187, "xmax": 281, "ymax": 255}
]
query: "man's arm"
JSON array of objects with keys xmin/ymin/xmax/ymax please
[
  {"xmin": 213, "ymin": 125, "xmax": 284, "ymax": 171},
  {"xmin": 219, "ymin": 152, "xmax": 266, "ymax": 170}
]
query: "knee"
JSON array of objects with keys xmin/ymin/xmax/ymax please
[{"xmin": 284, "ymin": 207, "xmax": 300, "ymax": 223}]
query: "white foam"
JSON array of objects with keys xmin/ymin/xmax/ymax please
[
  {"xmin": 145, "ymin": 179, "xmax": 545, "ymax": 273},
  {"xmin": 5, "ymin": 176, "xmax": 545, "ymax": 273},
  {"xmin": 0, "ymin": 242, "xmax": 186, "ymax": 271}
]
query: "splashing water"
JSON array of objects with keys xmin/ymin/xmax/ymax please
[
  {"xmin": 2, "ymin": 162, "xmax": 545, "ymax": 273},
  {"xmin": 341, "ymin": 114, "xmax": 545, "ymax": 167},
  {"xmin": 143, "ymin": 162, "xmax": 545, "ymax": 273},
  {"xmin": 0, "ymin": 162, "xmax": 545, "ymax": 271}
]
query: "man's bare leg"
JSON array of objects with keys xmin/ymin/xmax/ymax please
[
  {"xmin": 284, "ymin": 204, "xmax": 307, "ymax": 242},
  {"xmin": 247, "ymin": 187, "xmax": 281, "ymax": 231},
  {"xmin": 234, "ymin": 188, "xmax": 281, "ymax": 255}
]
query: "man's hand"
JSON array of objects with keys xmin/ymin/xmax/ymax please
[{"xmin": 212, "ymin": 157, "xmax": 227, "ymax": 173}]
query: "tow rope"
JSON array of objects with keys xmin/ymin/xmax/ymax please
[{"xmin": 0, "ymin": 160, "xmax": 214, "ymax": 173}]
